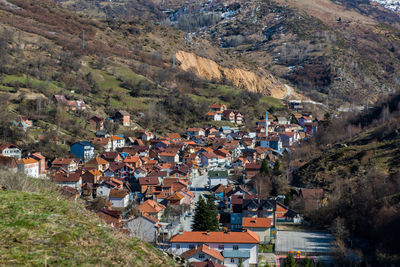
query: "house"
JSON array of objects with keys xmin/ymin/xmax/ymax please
[
  {"xmin": 70, "ymin": 141, "xmax": 95, "ymax": 163},
  {"xmin": 109, "ymin": 189, "xmax": 130, "ymax": 208},
  {"xmin": 158, "ymin": 151, "xmax": 179, "ymax": 163},
  {"xmin": 124, "ymin": 155, "xmax": 142, "ymax": 168},
  {"xmin": 141, "ymin": 131, "xmax": 154, "ymax": 141},
  {"xmin": 220, "ymin": 126, "xmax": 232, "ymax": 134},
  {"xmin": 96, "ymin": 179, "xmax": 123, "ymax": 198},
  {"xmin": 242, "ymin": 198, "xmax": 275, "ymax": 225},
  {"xmin": 168, "ymin": 133, "xmax": 182, "ymax": 141},
  {"xmin": 136, "ymin": 199, "xmax": 166, "ymax": 220},
  {"xmin": 67, "ymin": 100, "xmax": 86, "ymax": 111},
  {"xmin": 244, "ymin": 163, "xmax": 261, "ymax": 179},
  {"xmin": 208, "ymin": 170, "xmax": 229, "ymax": 187},
  {"xmin": 89, "ymin": 116, "xmax": 104, "ymax": 131},
  {"xmin": 51, "ymin": 158, "xmax": 78, "ymax": 172},
  {"xmin": 190, "ymin": 259, "xmax": 227, "ymax": 267},
  {"xmin": 298, "ymin": 116, "xmax": 312, "ymax": 127},
  {"xmin": 139, "ymin": 176, "xmax": 160, "ymax": 196},
  {"xmin": 209, "ymin": 104, "xmax": 227, "ymax": 112},
  {"xmin": 93, "ymin": 137, "xmax": 112, "ymax": 152},
  {"xmin": 200, "ymin": 152, "xmax": 219, "ymax": 169},
  {"xmin": 17, "ymin": 157, "xmax": 39, "ymax": 178},
  {"xmin": 125, "ymin": 214, "xmax": 161, "ymax": 244},
  {"xmin": 86, "ymin": 157, "xmax": 110, "ymax": 172},
  {"xmin": 115, "ymin": 110, "xmax": 130, "ymax": 126},
  {"xmin": 105, "ymin": 162, "xmax": 135, "ymax": 179},
  {"xmin": 187, "ymin": 128, "xmax": 206, "ymax": 137},
  {"xmin": 53, "ymin": 172, "xmax": 82, "ymax": 190},
  {"xmin": 100, "ymin": 151, "xmax": 122, "ymax": 163},
  {"xmin": 182, "ymin": 244, "xmax": 225, "ymax": 265},
  {"xmin": 279, "ymin": 132, "xmax": 296, "ymax": 147},
  {"xmin": 242, "ymin": 217, "xmax": 271, "ymax": 244},
  {"xmin": 110, "ymin": 135, "xmax": 125, "ymax": 150},
  {"xmin": 207, "ymin": 112, "xmax": 222, "ymax": 121},
  {"xmin": 0, "ymin": 155, "xmax": 18, "ymax": 171},
  {"xmin": 13, "ymin": 117, "xmax": 33, "ymax": 130},
  {"xmin": 30, "ymin": 152, "xmax": 46, "ymax": 175},
  {"xmin": 82, "ymin": 169, "xmax": 102, "ymax": 184},
  {"xmin": 0, "ymin": 143, "xmax": 21, "ymax": 159},
  {"xmin": 169, "ymin": 230, "xmax": 260, "ymax": 267},
  {"xmin": 235, "ymin": 112, "xmax": 244, "ymax": 125},
  {"xmin": 223, "ymin": 110, "xmax": 236, "ymax": 123},
  {"xmin": 277, "ymin": 117, "xmax": 289, "ymax": 125}
]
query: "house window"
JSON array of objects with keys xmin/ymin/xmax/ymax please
[
  {"xmin": 175, "ymin": 244, "xmax": 180, "ymax": 249},
  {"xmin": 189, "ymin": 244, "xmax": 195, "ymax": 249},
  {"xmin": 233, "ymin": 245, "xmax": 239, "ymax": 250},
  {"xmin": 218, "ymin": 245, "xmax": 224, "ymax": 250},
  {"xmin": 230, "ymin": 258, "xmax": 235, "ymax": 263},
  {"xmin": 198, "ymin": 253, "xmax": 205, "ymax": 259}
]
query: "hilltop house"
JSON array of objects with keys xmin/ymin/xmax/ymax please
[
  {"xmin": 169, "ymin": 230, "xmax": 260, "ymax": 267},
  {"xmin": 115, "ymin": 110, "xmax": 130, "ymax": 126},
  {"xmin": 89, "ymin": 116, "xmax": 104, "ymax": 131},
  {"xmin": 17, "ymin": 157, "xmax": 39, "ymax": 178},
  {"xmin": 0, "ymin": 143, "xmax": 21, "ymax": 160}
]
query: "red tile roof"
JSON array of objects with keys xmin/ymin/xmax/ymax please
[
  {"xmin": 182, "ymin": 244, "xmax": 224, "ymax": 262},
  {"xmin": 170, "ymin": 230, "xmax": 259, "ymax": 244},
  {"xmin": 137, "ymin": 199, "xmax": 165, "ymax": 214},
  {"xmin": 242, "ymin": 217, "xmax": 271, "ymax": 228},
  {"xmin": 139, "ymin": 177, "xmax": 159, "ymax": 185}
]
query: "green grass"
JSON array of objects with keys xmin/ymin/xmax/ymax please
[
  {"xmin": 260, "ymin": 96, "xmax": 284, "ymax": 108},
  {"xmin": 0, "ymin": 180, "xmax": 174, "ymax": 266},
  {"xmin": 2, "ymin": 74, "xmax": 63, "ymax": 92}
]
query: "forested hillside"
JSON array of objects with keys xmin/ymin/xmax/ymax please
[{"xmin": 290, "ymin": 92, "xmax": 400, "ymax": 265}]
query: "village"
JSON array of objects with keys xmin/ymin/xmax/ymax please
[{"xmin": 0, "ymin": 99, "xmax": 334, "ymax": 267}]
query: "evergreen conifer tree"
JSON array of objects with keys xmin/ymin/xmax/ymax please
[
  {"xmin": 261, "ymin": 159, "xmax": 270, "ymax": 174},
  {"xmin": 284, "ymin": 254, "xmax": 296, "ymax": 267},
  {"xmin": 206, "ymin": 196, "xmax": 219, "ymax": 231},
  {"xmin": 192, "ymin": 196, "xmax": 208, "ymax": 231}
]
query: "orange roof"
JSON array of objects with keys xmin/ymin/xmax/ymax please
[
  {"xmin": 182, "ymin": 244, "xmax": 224, "ymax": 262},
  {"xmin": 111, "ymin": 135, "xmax": 124, "ymax": 140},
  {"xmin": 87, "ymin": 157, "xmax": 109, "ymax": 165},
  {"xmin": 159, "ymin": 152, "xmax": 177, "ymax": 157},
  {"xmin": 124, "ymin": 155, "xmax": 140, "ymax": 163},
  {"xmin": 207, "ymin": 112, "xmax": 217, "ymax": 116},
  {"xmin": 18, "ymin": 157, "xmax": 38, "ymax": 165},
  {"xmin": 170, "ymin": 230, "xmax": 259, "ymax": 244},
  {"xmin": 168, "ymin": 133, "xmax": 181, "ymax": 139},
  {"xmin": 87, "ymin": 169, "xmax": 102, "ymax": 176},
  {"xmin": 137, "ymin": 199, "xmax": 165, "ymax": 214},
  {"xmin": 242, "ymin": 217, "xmax": 271, "ymax": 228}
]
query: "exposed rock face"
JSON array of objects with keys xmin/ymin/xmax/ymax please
[{"xmin": 175, "ymin": 50, "xmax": 291, "ymax": 99}]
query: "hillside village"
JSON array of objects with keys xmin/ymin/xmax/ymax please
[{"xmin": 0, "ymin": 98, "xmax": 331, "ymax": 267}]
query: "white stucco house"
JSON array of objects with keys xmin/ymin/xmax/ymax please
[{"xmin": 169, "ymin": 230, "xmax": 260, "ymax": 267}]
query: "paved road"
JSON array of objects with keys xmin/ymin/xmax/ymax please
[
  {"xmin": 171, "ymin": 172, "xmax": 209, "ymax": 233},
  {"xmin": 275, "ymin": 230, "xmax": 335, "ymax": 254}
]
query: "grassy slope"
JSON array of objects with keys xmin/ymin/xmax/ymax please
[{"xmin": 0, "ymin": 189, "xmax": 174, "ymax": 266}]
